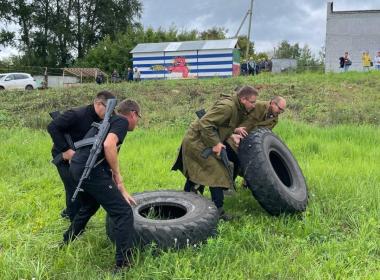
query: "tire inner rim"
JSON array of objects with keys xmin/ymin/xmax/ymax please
[
  {"xmin": 269, "ymin": 150, "xmax": 292, "ymax": 187},
  {"xmin": 139, "ymin": 202, "xmax": 187, "ymax": 220}
]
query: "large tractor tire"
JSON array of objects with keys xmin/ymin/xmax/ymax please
[
  {"xmin": 106, "ymin": 190, "xmax": 218, "ymax": 249},
  {"xmin": 238, "ymin": 128, "xmax": 308, "ymax": 215}
]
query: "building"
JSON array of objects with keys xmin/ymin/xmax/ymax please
[
  {"xmin": 130, "ymin": 39, "xmax": 240, "ymax": 80},
  {"xmin": 325, "ymin": 2, "xmax": 380, "ymax": 72}
]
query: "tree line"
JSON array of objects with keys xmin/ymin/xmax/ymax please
[
  {"xmin": 0, "ymin": 0, "xmax": 142, "ymax": 66},
  {"xmin": 274, "ymin": 40, "xmax": 325, "ymax": 69}
]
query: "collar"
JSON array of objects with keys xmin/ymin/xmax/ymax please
[{"xmin": 264, "ymin": 102, "xmax": 275, "ymax": 119}]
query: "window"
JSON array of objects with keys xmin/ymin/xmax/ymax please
[
  {"xmin": 5, "ymin": 74, "xmax": 15, "ymax": 81},
  {"xmin": 14, "ymin": 74, "xmax": 29, "ymax": 80}
]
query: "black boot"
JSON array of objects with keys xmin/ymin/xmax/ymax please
[
  {"xmin": 60, "ymin": 208, "xmax": 70, "ymax": 220},
  {"xmin": 184, "ymin": 179, "xmax": 204, "ymax": 195}
]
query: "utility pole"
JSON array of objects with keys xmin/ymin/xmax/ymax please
[
  {"xmin": 234, "ymin": 11, "xmax": 249, "ymax": 38},
  {"xmin": 245, "ymin": 0, "xmax": 254, "ymax": 60}
]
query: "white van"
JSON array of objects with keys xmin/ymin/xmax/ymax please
[{"xmin": 0, "ymin": 73, "xmax": 37, "ymax": 90}]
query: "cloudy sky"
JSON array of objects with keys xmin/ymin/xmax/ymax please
[
  {"xmin": 1, "ymin": 0, "xmax": 380, "ymax": 58},
  {"xmin": 141, "ymin": 0, "xmax": 380, "ymax": 54}
]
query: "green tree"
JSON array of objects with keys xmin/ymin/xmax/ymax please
[
  {"xmin": 274, "ymin": 40, "xmax": 301, "ymax": 59},
  {"xmin": 0, "ymin": 0, "xmax": 142, "ymax": 66},
  {"xmin": 237, "ymin": 35, "xmax": 254, "ymax": 59},
  {"xmin": 77, "ymin": 26, "xmax": 202, "ymax": 73},
  {"xmin": 199, "ymin": 27, "xmax": 227, "ymax": 40}
]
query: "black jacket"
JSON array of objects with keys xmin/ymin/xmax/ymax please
[{"xmin": 47, "ymin": 104, "xmax": 102, "ymax": 157}]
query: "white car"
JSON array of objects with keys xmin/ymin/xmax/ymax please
[{"xmin": 0, "ymin": 73, "xmax": 37, "ymax": 90}]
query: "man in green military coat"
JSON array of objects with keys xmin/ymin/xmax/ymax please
[
  {"xmin": 172, "ymin": 86, "xmax": 259, "ymax": 220},
  {"xmin": 234, "ymin": 96, "xmax": 286, "ymax": 137},
  {"xmin": 224, "ymin": 96, "xmax": 286, "ymax": 188}
]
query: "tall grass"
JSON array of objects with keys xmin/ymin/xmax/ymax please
[{"xmin": 0, "ymin": 120, "xmax": 379, "ymax": 279}]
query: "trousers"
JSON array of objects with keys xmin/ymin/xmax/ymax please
[
  {"xmin": 56, "ymin": 161, "xmax": 81, "ymax": 221},
  {"xmin": 64, "ymin": 166, "xmax": 135, "ymax": 264},
  {"xmin": 184, "ymin": 178, "xmax": 225, "ymax": 209}
]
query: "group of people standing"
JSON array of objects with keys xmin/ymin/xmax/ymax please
[
  {"xmin": 241, "ymin": 58, "xmax": 273, "ymax": 76},
  {"xmin": 125, "ymin": 67, "xmax": 141, "ymax": 82},
  {"xmin": 173, "ymin": 86, "xmax": 286, "ymax": 220},
  {"xmin": 47, "ymin": 86, "xmax": 286, "ymax": 273},
  {"xmin": 97, "ymin": 67, "xmax": 141, "ymax": 84},
  {"xmin": 47, "ymin": 91, "xmax": 141, "ymax": 273},
  {"xmin": 339, "ymin": 51, "xmax": 380, "ymax": 72}
]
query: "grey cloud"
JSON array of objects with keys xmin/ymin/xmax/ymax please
[
  {"xmin": 2, "ymin": 0, "xmax": 379, "ymax": 58},
  {"xmin": 141, "ymin": 0, "xmax": 380, "ymax": 54}
]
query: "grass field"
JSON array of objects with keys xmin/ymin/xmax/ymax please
[{"xmin": 0, "ymin": 72, "xmax": 379, "ymax": 279}]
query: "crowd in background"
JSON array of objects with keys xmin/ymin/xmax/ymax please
[
  {"xmin": 339, "ymin": 51, "xmax": 380, "ymax": 72},
  {"xmin": 96, "ymin": 67, "xmax": 141, "ymax": 84},
  {"xmin": 240, "ymin": 58, "xmax": 273, "ymax": 76}
]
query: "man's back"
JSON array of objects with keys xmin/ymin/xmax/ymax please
[{"xmin": 47, "ymin": 105, "xmax": 102, "ymax": 157}]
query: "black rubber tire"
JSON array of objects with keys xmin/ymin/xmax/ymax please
[
  {"xmin": 25, "ymin": 85, "xmax": 34, "ymax": 90},
  {"xmin": 238, "ymin": 128, "xmax": 308, "ymax": 215},
  {"xmin": 0, "ymin": 86, "xmax": 4, "ymax": 90},
  {"xmin": 106, "ymin": 190, "xmax": 219, "ymax": 249}
]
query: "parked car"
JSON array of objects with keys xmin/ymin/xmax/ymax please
[{"xmin": 0, "ymin": 73, "xmax": 37, "ymax": 90}]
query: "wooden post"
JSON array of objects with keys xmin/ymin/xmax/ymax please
[
  {"xmin": 62, "ymin": 68, "xmax": 65, "ymax": 88},
  {"xmin": 44, "ymin": 67, "xmax": 48, "ymax": 89}
]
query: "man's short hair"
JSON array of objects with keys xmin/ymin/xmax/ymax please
[
  {"xmin": 117, "ymin": 99, "xmax": 141, "ymax": 116},
  {"xmin": 237, "ymin": 86, "xmax": 258, "ymax": 99},
  {"xmin": 95, "ymin": 91, "xmax": 115, "ymax": 102}
]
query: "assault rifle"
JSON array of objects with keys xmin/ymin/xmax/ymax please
[
  {"xmin": 195, "ymin": 109, "xmax": 236, "ymax": 190},
  {"xmin": 71, "ymin": 98, "xmax": 117, "ymax": 202},
  {"xmin": 49, "ymin": 111, "xmax": 75, "ymax": 166}
]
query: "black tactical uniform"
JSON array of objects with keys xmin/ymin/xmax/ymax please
[
  {"xmin": 47, "ymin": 105, "xmax": 102, "ymax": 221},
  {"xmin": 64, "ymin": 115, "xmax": 135, "ymax": 267}
]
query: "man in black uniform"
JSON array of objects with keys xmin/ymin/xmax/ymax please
[
  {"xmin": 63, "ymin": 99, "xmax": 140, "ymax": 272},
  {"xmin": 47, "ymin": 91, "xmax": 115, "ymax": 221}
]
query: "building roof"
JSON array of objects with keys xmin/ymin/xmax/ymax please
[{"xmin": 131, "ymin": 39, "xmax": 239, "ymax": 53}]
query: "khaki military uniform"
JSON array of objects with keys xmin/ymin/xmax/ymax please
[
  {"xmin": 239, "ymin": 101, "xmax": 278, "ymax": 131},
  {"xmin": 172, "ymin": 94, "xmax": 249, "ymax": 189},
  {"xmin": 226, "ymin": 101, "xmax": 279, "ymax": 153}
]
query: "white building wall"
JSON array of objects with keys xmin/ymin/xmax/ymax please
[
  {"xmin": 325, "ymin": 2, "xmax": 380, "ymax": 72},
  {"xmin": 34, "ymin": 75, "xmax": 79, "ymax": 88}
]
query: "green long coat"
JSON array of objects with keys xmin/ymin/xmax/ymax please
[{"xmin": 172, "ymin": 94, "xmax": 249, "ymax": 189}]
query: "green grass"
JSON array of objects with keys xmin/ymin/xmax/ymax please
[
  {"xmin": 0, "ymin": 72, "xmax": 379, "ymax": 279},
  {"xmin": 0, "ymin": 119, "xmax": 379, "ymax": 279}
]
